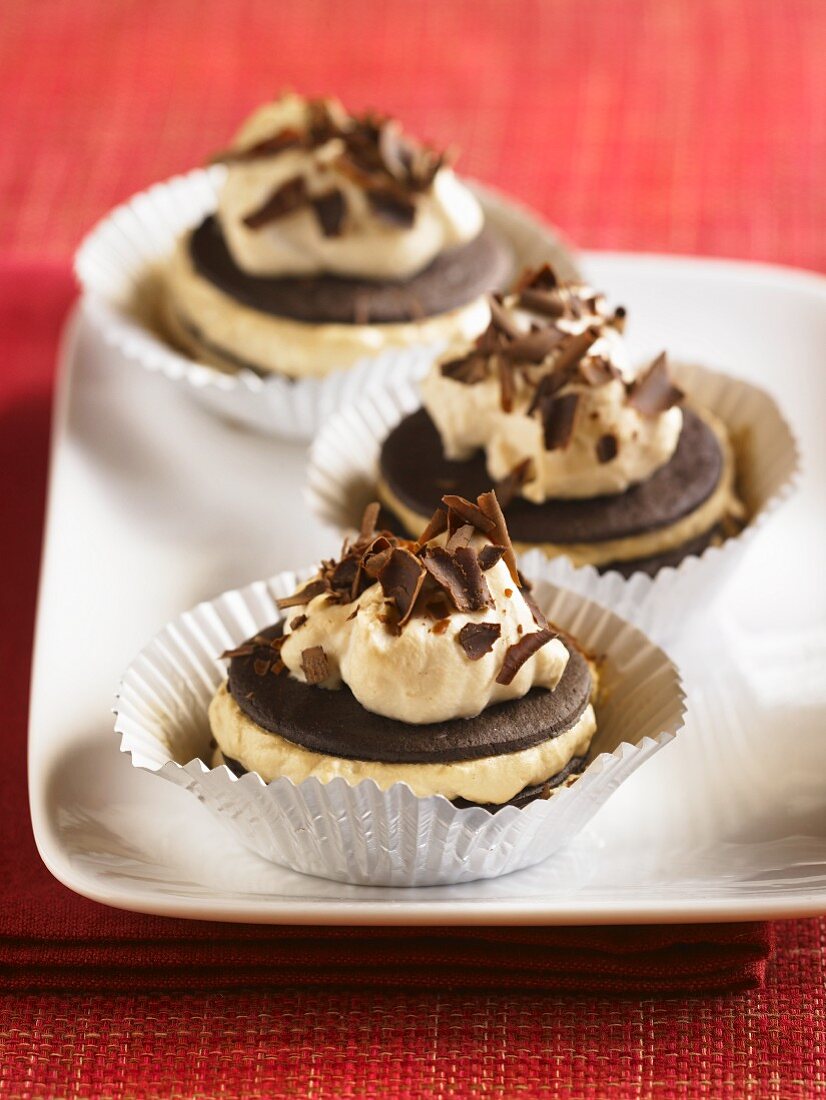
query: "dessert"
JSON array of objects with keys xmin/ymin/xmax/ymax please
[
  {"xmin": 377, "ymin": 266, "xmax": 745, "ymax": 576},
  {"xmin": 163, "ymin": 93, "xmax": 513, "ymax": 379},
  {"xmin": 209, "ymin": 493, "xmax": 599, "ymax": 811}
]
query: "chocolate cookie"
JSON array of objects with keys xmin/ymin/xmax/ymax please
[
  {"xmin": 379, "ymin": 407, "xmax": 723, "ymax": 545},
  {"xmin": 189, "ymin": 215, "xmax": 513, "ymax": 324},
  {"xmin": 228, "ymin": 624, "xmax": 593, "ymax": 764}
]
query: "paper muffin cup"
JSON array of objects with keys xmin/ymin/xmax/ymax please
[
  {"xmin": 75, "ymin": 166, "xmax": 581, "ymax": 443},
  {"xmin": 114, "ymin": 569, "xmax": 684, "ymax": 888},
  {"xmin": 305, "ymin": 362, "xmax": 799, "ymax": 644}
]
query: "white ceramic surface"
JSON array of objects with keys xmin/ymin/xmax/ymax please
[{"xmin": 29, "ymin": 252, "xmax": 826, "ymax": 923}]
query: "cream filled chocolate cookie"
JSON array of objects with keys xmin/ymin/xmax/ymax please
[
  {"xmin": 377, "ymin": 266, "xmax": 745, "ymax": 576},
  {"xmin": 208, "ymin": 494, "xmax": 599, "ymax": 811},
  {"xmin": 164, "ymin": 93, "xmax": 512, "ymax": 378}
]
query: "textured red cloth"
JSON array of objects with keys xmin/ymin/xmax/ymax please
[
  {"xmin": 0, "ymin": 261, "xmax": 771, "ymax": 999},
  {"xmin": 2, "ymin": 0, "xmax": 825, "ymax": 1095}
]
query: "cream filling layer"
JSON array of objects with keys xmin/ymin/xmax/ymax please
[
  {"xmin": 219, "ymin": 95, "xmax": 484, "ymax": 279},
  {"xmin": 279, "ymin": 554, "xmax": 570, "ymax": 724},
  {"xmin": 208, "ymin": 680, "xmax": 597, "ymax": 803},
  {"xmin": 377, "ymin": 408, "xmax": 741, "ymax": 568},
  {"xmin": 163, "ymin": 235, "xmax": 491, "ymax": 378}
]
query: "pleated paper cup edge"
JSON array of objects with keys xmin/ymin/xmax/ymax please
[
  {"xmin": 74, "ymin": 167, "xmax": 581, "ymax": 441},
  {"xmin": 113, "ymin": 567, "xmax": 684, "ymax": 886},
  {"xmin": 304, "ymin": 363, "xmax": 800, "ymax": 640}
]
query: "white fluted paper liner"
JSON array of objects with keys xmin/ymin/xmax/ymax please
[
  {"xmin": 305, "ymin": 362, "xmax": 799, "ymax": 644},
  {"xmin": 75, "ymin": 166, "xmax": 580, "ymax": 442},
  {"xmin": 115, "ymin": 570, "xmax": 684, "ymax": 887}
]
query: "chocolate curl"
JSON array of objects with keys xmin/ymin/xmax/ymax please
[
  {"xmin": 476, "ymin": 491, "xmax": 519, "ymax": 584},
  {"xmin": 457, "ymin": 621, "xmax": 501, "ymax": 660},
  {"xmin": 541, "ymin": 392, "xmax": 580, "ymax": 451},
  {"xmin": 378, "ymin": 548, "xmax": 426, "ymax": 626},
  {"xmin": 496, "ymin": 628, "xmax": 557, "ymax": 686},
  {"xmin": 441, "ymin": 495, "xmax": 496, "ymax": 535},
  {"xmin": 276, "ymin": 579, "xmax": 326, "ymax": 610},
  {"xmin": 494, "ymin": 458, "xmax": 535, "ymax": 509},
  {"xmin": 242, "ymin": 176, "xmax": 309, "ymax": 229},
  {"xmin": 414, "ymin": 507, "xmax": 448, "ymax": 549},
  {"xmin": 210, "ymin": 127, "xmax": 304, "ymax": 164},
  {"xmin": 359, "ymin": 501, "xmax": 381, "ymax": 541},
  {"xmin": 301, "ymin": 646, "xmax": 330, "ymax": 685},
  {"xmin": 627, "ymin": 353, "xmax": 683, "ymax": 416}
]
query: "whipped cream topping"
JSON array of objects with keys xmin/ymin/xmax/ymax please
[
  {"xmin": 268, "ymin": 496, "xmax": 570, "ymax": 726},
  {"xmin": 214, "ymin": 93, "xmax": 484, "ymax": 280},
  {"xmin": 420, "ymin": 269, "xmax": 684, "ymax": 502}
]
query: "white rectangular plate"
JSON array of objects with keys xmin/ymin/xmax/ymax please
[{"xmin": 29, "ymin": 253, "xmax": 826, "ymax": 924}]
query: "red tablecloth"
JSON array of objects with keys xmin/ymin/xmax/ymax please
[{"xmin": 2, "ymin": 1, "xmax": 825, "ymax": 1096}]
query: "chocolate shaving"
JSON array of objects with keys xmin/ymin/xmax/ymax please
[
  {"xmin": 276, "ymin": 578, "xmax": 326, "ymax": 609},
  {"xmin": 478, "ymin": 545, "xmax": 506, "ymax": 571},
  {"xmin": 516, "ymin": 264, "xmax": 558, "ymax": 292},
  {"xmin": 501, "ymin": 328, "xmax": 564, "ymax": 364},
  {"xmin": 441, "ymin": 495, "xmax": 496, "ymax": 534},
  {"xmin": 494, "ymin": 458, "xmax": 535, "ymax": 509},
  {"xmin": 360, "ymin": 501, "xmax": 381, "ymax": 540},
  {"xmin": 301, "ymin": 646, "xmax": 329, "ymax": 685},
  {"xmin": 242, "ymin": 176, "xmax": 309, "ymax": 229},
  {"xmin": 517, "ymin": 288, "xmax": 565, "ymax": 318},
  {"xmin": 367, "ymin": 187, "xmax": 416, "ymax": 227},
  {"xmin": 421, "ymin": 546, "xmax": 493, "ymax": 613},
  {"xmin": 609, "ymin": 306, "xmax": 627, "ymax": 332},
  {"xmin": 551, "ymin": 326, "xmax": 601, "ymax": 375},
  {"xmin": 578, "ymin": 356, "xmax": 619, "ymax": 387},
  {"xmin": 446, "ymin": 523, "xmax": 475, "ymax": 551},
  {"xmin": 330, "ymin": 556, "xmax": 359, "ymax": 590},
  {"xmin": 498, "ymin": 358, "xmax": 515, "ymax": 412},
  {"xmin": 476, "ymin": 491, "xmax": 519, "ymax": 584},
  {"xmin": 211, "ymin": 127, "xmax": 304, "ymax": 164},
  {"xmin": 489, "ymin": 296, "xmax": 522, "ymax": 339},
  {"xmin": 290, "ymin": 615, "xmax": 308, "ymax": 631},
  {"xmin": 453, "ymin": 546, "xmax": 494, "ymax": 610},
  {"xmin": 519, "ymin": 584, "xmax": 548, "ymax": 628},
  {"xmin": 378, "ymin": 122, "xmax": 411, "ymax": 180},
  {"xmin": 415, "ymin": 507, "xmax": 448, "ymax": 548},
  {"xmin": 363, "ymin": 546, "xmax": 395, "ymax": 578},
  {"xmin": 526, "ymin": 365, "xmax": 575, "ymax": 415},
  {"xmin": 596, "ymin": 433, "xmax": 618, "ymax": 463},
  {"xmin": 627, "ymin": 353, "xmax": 683, "ymax": 416},
  {"xmin": 541, "ymin": 392, "xmax": 580, "ymax": 451},
  {"xmin": 378, "ymin": 548, "xmax": 426, "ymax": 625},
  {"xmin": 495, "ymin": 628, "xmax": 557, "ymax": 686},
  {"xmin": 253, "ymin": 657, "xmax": 271, "ymax": 677},
  {"xmin": 311, "ymin": 189, "xmax": 346, "ymax": 237},
  {"xmin": 457, "ymin": 621, "xmax": 501, "ymax": 661},
  {"xmin": 441, "ymin": 353, "xmax": 489, "ymax": 385}
]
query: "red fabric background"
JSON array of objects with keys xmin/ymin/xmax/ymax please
[{"xmin": 2, "ymin": 0, "xmax": 825, "ymax": 1096}]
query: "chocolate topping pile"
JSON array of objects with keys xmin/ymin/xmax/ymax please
[
  {"xmin": 441, "ymin": 266, "xmax": 684, "ymax": 464},
  {"xmin": 213, "ymin": 98, "xmax": 449, "ymax": 237},
  {"xmin": 224, "ymin": 491, "xmax": 560, "ymax": 689}
]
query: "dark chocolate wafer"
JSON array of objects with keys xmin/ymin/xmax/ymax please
[
  {"xmin": 227, "ymin": 624, "xmax": 592, "ymax": 764},
  {"xmin": 379, "ymin": 407, "xmax": 723, "ymax": 545},
  {"xmin": 189, "ymin": 215, "xmax": 512, "ymax": 323}
]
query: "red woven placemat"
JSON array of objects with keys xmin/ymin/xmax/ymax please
[
  {"xmin": 2, "ymin": 1, "xmax": 825, "ymax": 1096},
  {"xmin": 2, "ymin": 0, "xmax": 826, "ymax": 272}
]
